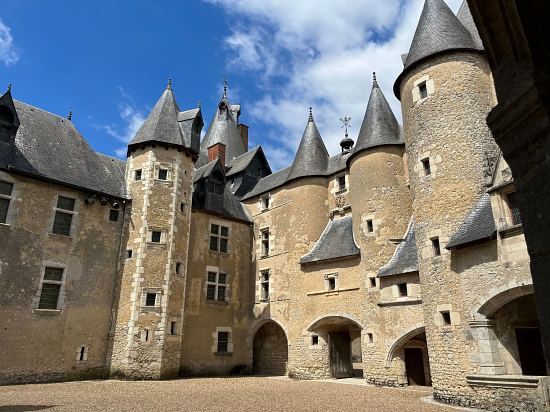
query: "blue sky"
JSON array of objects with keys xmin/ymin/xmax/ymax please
[{"xmin": 0, "ymin": 0, "xmax": 462, "ymax": 170}]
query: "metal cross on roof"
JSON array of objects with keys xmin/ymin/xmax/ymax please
[{"xmin": 339, "ymin": 116, "xmax": 351, "ymax": 137}]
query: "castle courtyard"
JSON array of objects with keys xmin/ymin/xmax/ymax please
[{"xmin": 0, "ymin": 377, "xmax": 460, "ymax": 412}]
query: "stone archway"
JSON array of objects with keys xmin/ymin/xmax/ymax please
[
  {"xmin": 386, "ymin": 325, "xmax": 431, "ymax": 386},
  {"xmin": 253, "ymin": 321, "xmax": 288, "ymax": 376}
]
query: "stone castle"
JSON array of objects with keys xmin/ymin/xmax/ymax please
[{"xmin": 0, "ymin": 0, "xmax": 548, "ymax": 410}]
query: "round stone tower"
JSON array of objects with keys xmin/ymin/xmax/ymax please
[
  {"xmin": 394, "ymin": 0, "xmax": 498, "ymax": 403},
  {"xmin": 109, "ymin": 82, "xmax": 203, "ymax": 379}
]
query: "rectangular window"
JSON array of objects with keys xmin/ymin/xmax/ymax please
[
  {"xmin": 419, "ymin": 81, "xmax": 428, "ymax": 99},
  {"xmin": 261, "ymin": 195, "xmax": 270, "ymax": 211},
  {"xmin": 52, "ymin": 196, "xmax": 76, "ymax": 236},
  {"xmin": 422, "ymin": 158, "xmax": 431, "ymax": 176},
  {"xmin": 176, "ymin": 262, "xmax": 182, "ymax": 274},
  {"xmin": 431, "ymin": 237, "xmax": 441, "ymax": 257},
  {"xmin": 134, "ymin": 169, "xmax": 142, "ymax": 181},
  {"xmin": 206, "ymin": 270, "xmax": 228, "ymax": 302},
  {"xmin": 441, "ymin": 311, "xmax": 452, "ymax": 326},
  {"xmin": 158, "ymin": 168, "xmax": 168, "ymax": 180},
  {"xmin": 180, "ymin": 202, "xmax": 187, "ymax": 214},
  {"xmin": 209, "ymin": 224, "xmax": 229, "ymax": 253},
  {"xmin": 367, "ymin": 333, "xmax": 374, "ymax": 343},
  {"xmin": 337, "ymin": 175, "xmax": 346, "ymax": 191},
  {"xmin": 38, "ymin": 267, "xmax": 64, "ymax": 310},
  {"xmin": 370, "ymin": 278, "xmax": 376, "ymax": 288},
  {"xmin": 260, "ymin": 270, "xmax": 270, "ymax": 301},
  {"xmin": 506, "ymin": 192, "xmax": 522, "ymax": 225},
  {"xmin": 398, "ymin": 283, "xmax": 408, "ymax": 297},
  {"xmin": 151, "ymin": 231, "xmax": 162, "ymax": 243},
  {"xmin": 0, "ymin": 180, "xmax": 13, "ymax": 224},
  {"xmin": 109, "ymin": 209, "xmax": 119, "ymax": 222},
  {"xmin": 328, "ymin": 277, "xmax": 336, "ymax": 291},
  {"xmin": 217, "ymin": 331, "xmax": 229, "ymax": 353},
  {"xmin": 366, "ymin": 219, "xmax": 374, "ymax": 233},
  {"xmin": 78, "ymin": 346, "xmax": 88, "ymax": 362},
  {"xmin": 170, "ymin": 321, "xmax": 177, "ymax": 335},
  {"xmin": 126, "ymin": 249, "xmax": 133, "ymax": 259},
  {"xmin": 145, "ymin": 293, "xmax": 157, "ymax": 307},
  {"xmin": 261, "ymin": 229, "xmax": 270, "ymax": 257},
  {"xmin": 311, "ymin": 335, "xmax": 319, "ymax": 346}
]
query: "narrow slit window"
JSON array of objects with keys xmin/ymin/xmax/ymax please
[
  {"xmin": 261, "ymin": 229, "xmax": 270, "ymax": 257},
  {"xmin": 367, "ymin": 333, "xmax": 374, "ymax": 343},
  {"xmin": 431, "ymin": 237, "xmax": 441, "ymax": 257},
  {"xmin": 366, "ymin": 219, "xmax": 374, "ymax": 233},
  {"xmin": 134, "ymin": 169, "xmax": 142, "ymax": 181},
  {"xmin": 261, "ymin": 195, "xmax": 270, "ymax": 211},
  {"xmin": 180, "ymin": 202, "xmax": 186, "ymax": 214},
  {"xmin": 0, "ymin": 180, "xmax": 14, "ymax": 224},
  {"xmin": 441, "ymin": 311, "xmax": 452, "ymax": 326},
  {"xmin": 422, "ymin": 158, "xmax": 431, "ymax": 176},
  {"xmin": 419, "ymin": 81, "xmax": 428, "ymax": 99},
  {"xmin": 144, "ymin": 329, "xmax": 150, "ymax": 342},
  {"xmin": 217, "ymin": 331, "xmax": 229, "ymax": 353},
  {"xmin": 260, "ymin": 270, "xmax": 270, "ymax": 301},
  {"xmin": 170, "ymin": 321, "xmax": 177, "ymax": 335},
  {"xmin": 370, "ymin": 278, "xmax": 376, "ymax": 288},
  {"xmin": 78, "ymin": 346, "xmax": 87, "ymax": 361}
]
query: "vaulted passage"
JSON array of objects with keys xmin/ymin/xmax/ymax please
[{"xmin": 253, "ymin": 322, "xmax": 288, "ymax": 376}]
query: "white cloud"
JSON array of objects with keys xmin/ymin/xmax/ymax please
[
  {"xmin": 207, "ymin": 0, "xmax": 463, "ymax": 170},
  {"xmin": 0, "ymin": 18, "xmax": 20, "ymax": 66}
]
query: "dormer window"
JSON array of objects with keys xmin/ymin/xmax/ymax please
[
  {"xmin": 0, "ymin": 106, "xmax": 14, "ymax": 129},
  {"xmin": 207, "ymin": 171, "xmax": 225, "ymax": 196}
]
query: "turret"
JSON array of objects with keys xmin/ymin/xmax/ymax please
[
  {"xmin": 394, "ymin": 0, "xmax": 498, "ymax": 400},
  {"xmin": 110, "ymin": 81, "xmax": 203, "ymax": 379}
]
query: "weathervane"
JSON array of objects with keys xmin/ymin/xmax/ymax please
[
  {"xmin": 223, "ymin": 76, "xmax": 228, "ymax": 98},
  {"xmin": 339, "ymin": 116, "xmax": 351, "ymax": 137}
]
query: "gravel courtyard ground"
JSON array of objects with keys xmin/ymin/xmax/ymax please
[{"xmin": 0, "ymin": 376, "xmax": 463, "ymax": 412}]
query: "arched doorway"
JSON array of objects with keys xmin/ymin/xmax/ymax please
[
  {"xmin": 253, "ymin": 321, "xmax": 288, "ymax": 375},
  {"xmin": 387, "ymin": 326, "xmax": 431, "ymax": 386}
]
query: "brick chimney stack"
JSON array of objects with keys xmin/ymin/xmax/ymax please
[
  {"xmin": 239, "ymin": 124, "xmax": 249, "ymax": 152},
  {"xmin": 208, "ymin": 143, "xmax": 226, "ymax": 167}
]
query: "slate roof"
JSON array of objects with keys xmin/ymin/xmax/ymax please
[
  {"xmin": 457, "ymin": 0, "xmax": 484, "ymax": 50},
  {"xmin": 378, "ymin": 220, "xmax": 418, "ymax": 277},
  {"xmin": 286, "ymin": 111, "xmax": 330, "ymax": 182},
  {"xmin": 300, "ymin": 216, "xmax": 360, "ymax": 264},
  {"xmin": 1, "ymin": 99, "xmax": 127, "ymax": 198},
  {"xmin": 218, "ymin": 185, "xmax": 252, "ymax": 222},
  {"xmin": 394, "ymin": 0, "xmax": 483, "ymax": 98},
  {"xmin": 193, "ymin": 159, "xmax": 220, "ymax": 183},
  {"xmin": 446, "ymin": 193, "xmax": 496, "ymax": 249},
  {"xmin": 226, "ymin": 146, "xmax": 271, "ymax": 177},
  {"xmin": 197, "ymin": 95, "xmax": 246, "ymax": 167},
  {"xmin": 353, "ymin": 75, "xmax": 403, "ymax": 156},
  {"xmin": 129, "ymin": 87, "xmax": 185, "ymax": 149}
]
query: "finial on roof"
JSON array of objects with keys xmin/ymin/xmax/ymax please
[
  {"xmin": 7, "ymin": 83, "xmax": 12, "ymax": 93},
  {"xmin": 67, "ymin": 111, "xmax": 73, "ymax": 121},
  {"xmin": 339, "ymin": 116, "xmax": 351, "ymax": 137},
  {"xmin": 223, "ymin": 76, "xmax": 228, "ymax": 98},
  {"xmin": 167, "ymin": 78, "xmax": 172, "ymax": 89},
  {"xmin": 308, "ymin": 107, "xmax": 314, "ymax": 122},
  {"xmin": 198, "ymin": 99, "xmax": 202, "ymax": 109},
  {"xmin": 372, "ymin": 72, "xmax": 379, "ymax": 88}
]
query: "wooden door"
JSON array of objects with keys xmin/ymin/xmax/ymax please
[
  {"xmin": 405, "ymin": 348, "xmax": 426, "ymax": 386},
  {"xmin": 329, "ymin": 332, "xmax": 353, "ymax": 378}
]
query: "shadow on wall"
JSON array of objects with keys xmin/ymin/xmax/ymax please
[
  {"xmin": 450, "ymin": 240, "xmax": 498, "ymax": 274},
  {"xmin": 0, "ymin": 406, "xmax": 56, "ymax": 411}
]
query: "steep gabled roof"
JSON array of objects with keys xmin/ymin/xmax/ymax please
[
  {"xmin": 378, "ymin": 219, "xmax": 418, "ymax": 277},
  {"xmin": 394, "ymin": 0, "xmax": 482, "ymax": 98},
  {"xmin": 226, "ymin": 145, "xmax": 271, "ymax": 178},
  {"xmin": 300, "ymin": 216, "xmax": 360, "ymax": 264},
  {"xmin": 446, "ymin": 193, "xmax": 496, "ymax": 249},
  {"xmin": 193, "ymin": 158, "xmax": 222, "ymax": 183},
  {"xmin": 287, "ymin": 109, "xmax": 329, "ymax": 182},
  {"xmin": 353, "ymin": 74, "xmax": 403, "ymax": 157},
  {"xmin": 128, "ymin": 86, "xmax": 185, "ymax": 150}
]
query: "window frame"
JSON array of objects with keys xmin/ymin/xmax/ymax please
[
  {"xmin": 398, "ymin": 283, "xmax": 408, "ymax": 297},
  {"xmin": 141, "ymin": 288, "xmax": 161, "ymax": 311},
  {"xmin": 418, "ymin": 81, "xmax": 428, "ymax": 100},
  {"xmin": 209, "ymin": 223, "xmax": 230, "ymax": 253},
  {"xmin": 336, "ymin": 174, "xmax": 347, "ymax": 192},
  {"xmin": 324, "ymin": 273, "xmax": 338, "ymax": 292},
  {"xmin": 260, "ymin": 194, "xmax": 270, "ymax": 211},
  {"xmin": 134, "ymin": 169, "xmax": 142, "ymax": 181},
  {"xmin": 36, "ymin": 265, "xmax": 66, "ymax": 311},
  {"xmin": 51, "ymin": 195, "xmax": 77, "ymax": 237},
  {"xmin": 366, "ymin": 219, "xmax": 374, "ymax": 234},
  {"xmin": 260, "ymin": 228, "xmax": 270, "ymax": 257},
  {"xmin": 505, "ymin": 191, "xmax": 522, "ymax": 226},
  {"xmin": 421, "ymin": 157, "xmax": 431, "ymax": 176},
  {"xmin": 0, "ymin": 180, "xmax": 14, "ymax": 225},
  {"xmin": 260, "ymin": 270, "xmax": 270, "ymax": 302},
  {"xmin": 205, "ymin": 269, "xmax": 229, "ymax": 302},
  {"xmin": 431, "ymin": 237, "xmax": 441, "ymax": 257}
]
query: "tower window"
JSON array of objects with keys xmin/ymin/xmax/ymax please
[
  {"xmin": 151, "ymin": 230, "xmax": 162, "ymax": 243},
  {"xmin": 367, "ymin": 333, "xmax": 374, "ymax": 343},
  {"xmin": 158, "ymin": 168, "xmax": 168, "ymax": 180},
  {"xmin": 311, "ymin": 335, "xmax": 319, "ymax": 346},
  {"xmin": 0, "ymin": 180, "xmax": 14, "ymax": 224},
  {"xmin": 126, "ymin": 249, "xmax": 133, "ymax": 259},
  {"xmin": 261, "ymin": 228, "xmax": 270, "ymax": 257},
  {"xmin": 176, "ymin": 262, "xmax": 182, "ymax": 274},
  {"xmin": 170, "ymin": 321, "xmax": 177, "ymax": 335},
  {"xmin": 398, "ymin": 283, "xmax": 408, "ymax": 297},
  {"xmin": 421, "ymin": 158, "xmax": 431, "ymax": 176},
  {"xmin": 145, "ymin": 293, "xmax": 157, "ymax": 307},
  {"xmin": 418, "ymin": 81, "xmax": 428, "ymax": 99},
  {"xmin": 134, "ymin": 169, "xmax": 142, "ymax": 181},
  {"xmin": 431, "ymin": 237, "xmax": 441, "ymax": 257},
  {"xmin": 506, "ymin": 192, "xmax": 522, "ymax": 225},
  {"xmin": 260, "ymin": 270, "xmax": 270, "ymax": 301},
  {"xmin": 366, "ymin": 219, "xmax": 374, "ymax": 233},
  {"xmin": 109, "ymin": 209, "xmax": 120, "ymax": 222},
  {"xmin": 180, "ymin": 202, "xmax": 187, "ymax": 214},
  {"xmin": 441, "ymin": 311, "xmax": 452, "ymax": 326}
]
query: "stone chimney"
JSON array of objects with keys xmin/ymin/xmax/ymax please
[
  {"xmin": 239, "ymin": 124, "xmax": 249, "ymax": 152},
  {"xmin": 208, "ymin": 142, "xmax": 226, "ymax": 167}
]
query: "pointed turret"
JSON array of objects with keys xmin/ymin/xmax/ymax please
[
  {"xmin": 353, "ymin": 73, "xmax": 402, "ymax": 157},
  {"xmin": 198, "ymin": 82, "xmax": 245, "ymax": 167},
  {"xmin": 286, "ymin": 108, "xmax": 329, "ymax": 182},
  {"xmin": 128, "ymin": 82, "xmax": 185, "ymax": 152},
  {"xmin": 457, "ymin": 0, "xmax": 483, "ymax": 49}
]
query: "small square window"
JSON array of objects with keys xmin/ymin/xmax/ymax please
[
  {"xmin": 145, "ymin": 293, "xmax": 157, "ymax": 307},
  {"xmin": 134, "ymin": 169, "xmax": 142, "ymax": 181},
  {"xmin": 170, "ymin": 321, "xmax": 177, "ymax": 335},
  {"xmin": 441, "ymin": 311, "xmax": 452, "ymax": 326},
  {"xmin": 367, "ymin": 333, "xmax": 374, "ymax": 343},
  {"xmin": 419, "ymin": 81, "xmax": 428, "ymax": 99},
  {"xmin": 311, "ymin": 335, "xmax": 319, "ymax": 346},
  {"xmin": 151, "ymin": 231, "xmax": 162, "ymax": 243},
  {"xmin": 337, "ymin": 175, "xmax": 346, "ymax": 191},
  {"xmin": 431, "ymin": 237, "xmax": 441, "ymax": 257},
  {"xmin": 176, "ymin": 262, "xmax": 182, "ymax": 274},
  {"xmin": 422, "ymin": 158, "xmax": 431, "ymax": 176},
  {"xmin": 180, "ymin": 202, "xmax": 187, "ymax": 214},
  {"xmin": 109, "ymin": 209, "xmax": 119, "ymax": 222},
  {"xmin": 158, "ymin": 168, "xmax": 168, "ymax": 180},
  {"xmin": 126, "ymin": 249, "xmax": 133, "ymax": 259},
  {"xmin": 217, "ymin": 331, "xmax": 229, "ymax": 353},
  {"xmin": 398, "ymin": 283, "xmax": 408, "ymax": 297},
  {"xmin": 370, "ymin": 278, "xmax": 376, "ymax": 288},
  {"xmin": 366, "ymin": 219, "xmax": 374, "ymax": 233}
]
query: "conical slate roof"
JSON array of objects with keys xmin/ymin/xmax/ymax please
[
  {"xmin": 353, "ymin": 74, "xmax": 403, "ymax": 156},
  {"xmin": 197, "ymin": 94, "xmax": 245, "ymax": 167},
  {"xmin": 403, "ymin": 0, "xmax": 479, "ymax": 70},
  {"xmin": 286, "ymin": 109, "xmax": 329, "ymax": 182},
  {"xmin": 128, "ymin": 84, "xmax": 185, "ymax": 149},
  {"xmin": 457, "ymin": 0, "xmax": 483, "ymax": 50}
]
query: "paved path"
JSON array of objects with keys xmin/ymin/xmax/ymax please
[{"xmin": 0, "ymin": 377, "xmax": 463, "ymax": 412}]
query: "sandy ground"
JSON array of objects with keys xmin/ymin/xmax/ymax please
[{"xmin": 0, "ymin": 376, "xmax": 464, "ymax": 412}]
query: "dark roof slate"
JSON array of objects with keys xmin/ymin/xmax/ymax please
[
  {"xmin": 193, "ymin": 159, "xmax": 220, "ymax": 183},
  {"xmin": 286, "ymin": 114, "xmax": 329, "ymax": 182},
  {"xmin": 226, "ymin": 146, "xmax": 263, "ymax": 177},
  {"xmin": 446, "ymin": 193, "xmax": 496, "ymax": 249},
  {"xmin": 3, "ymin": 100, "xmax": 127, "ymax": 198},
  {"xmin": 300, "ymin": 216, "xmax": 360, "ymax": 264},
  {"xmin": 219, "ymin": 185, "xmax": 251, "ymax": 222},
  {"xmin": 241, "ymin": 166, "xmax": 291, "ymax": 200},
  {"xmin": 457, "ymin": 0, "xmax": 484, "ymax": 50},
  {"xmin": 353, "ymin": 77, "xmax": 403, "ymax": 156},
  {"xmin": 378, "ymin": 220, "xmax": 418, "ymax": 277}
]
